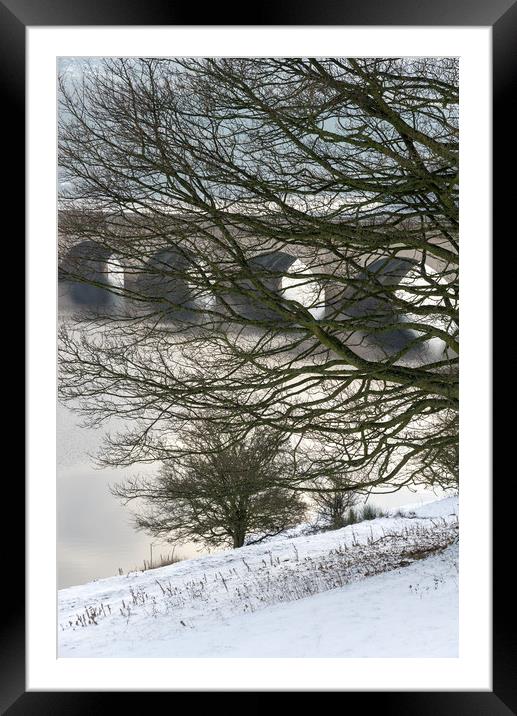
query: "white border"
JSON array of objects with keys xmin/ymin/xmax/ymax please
[{"xmin": 27, "ymin": 27, "xmax": 491, "ymax": 691}]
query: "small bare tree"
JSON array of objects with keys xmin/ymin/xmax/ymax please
[
  {"xmin": 310, "ymin": 476, "xmax": 359, "ymax": 531},
  {"xmin": 110, "ymin": 422, "xmax": 307, "ymax": 549}
]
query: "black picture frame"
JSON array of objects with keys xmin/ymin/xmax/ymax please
[{"xmin": 7, "ymin": 0, "xmax": 508, "ymax": 711}]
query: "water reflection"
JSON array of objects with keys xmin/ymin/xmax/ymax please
[{"xmin": 57, "ymin": 395, "xmax": 203, "ymax": 589}]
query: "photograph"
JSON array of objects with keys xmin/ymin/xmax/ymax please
[
  {"xmin": 56, "ymin": 55, "xmax": 461, "ymax": 659},
  {"xmin": 3, "ymin": 1, "xmax": 503, "ymax": 703}
]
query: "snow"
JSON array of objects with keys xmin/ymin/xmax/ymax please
[
  {"xmin": 58, "ymin": 495, "xmax": 458, "ymax": 658},
  {"xmin": 389, "ymin": 494, "xmax": 459, "ymax": 519}
]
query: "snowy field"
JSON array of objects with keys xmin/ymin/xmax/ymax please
[{"xmin": 58, "ymin": 496, "xmax": 458, "ymax": 658}]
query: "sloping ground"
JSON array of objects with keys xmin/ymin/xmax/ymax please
[{"xmin": 58, "ymin": 496, "xmax": 458, "ymax": 657}]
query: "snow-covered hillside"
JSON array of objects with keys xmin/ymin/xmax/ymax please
[{"xmin": 58, "ymin": 496, "xmax": 459, "ymax": 657}]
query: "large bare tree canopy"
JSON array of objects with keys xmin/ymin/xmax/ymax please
[{"xmin": 58, "ymin": 57, "xmax": 459, "ymax": 494}]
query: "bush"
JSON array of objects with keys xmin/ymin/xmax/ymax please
[
  {"xmin": 309, "ymin": 477, "xmax": 359, "ymax": 531},
  {"xmin": 320, "ymin": 503, "xmax": 387, "ymax": 530},
  {"xmin": 361, "ymin": 504, "xmax": 387, "ymax": 521}
]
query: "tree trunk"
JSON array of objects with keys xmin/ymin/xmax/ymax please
[{"xmin": 232, "ymin": 528, "xmax": 246, "ymax": 548}]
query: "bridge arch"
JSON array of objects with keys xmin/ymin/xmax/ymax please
[
  {"xmin": 328, "ymin": 256, "xmax": 455, "ymax": 366},
  {"xmin": 135, "ymin": 245, "xmax": 216, "ymax": 321},
  {"xmin": 61, "ymin": 240, "xmax": 125, "ymax": 310},
  {"xmin": 226, "ymin": 250, "xmax": 325, "ymax": 323}
]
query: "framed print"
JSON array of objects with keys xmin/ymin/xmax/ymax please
[{"xmin": 5, "ymin": 0, "xmax": 509, "ymax": 710}]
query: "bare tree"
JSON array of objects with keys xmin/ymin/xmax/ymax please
[
  {"xmin": 58, "ymin": 56, "xmax": 458, "ymax": 493},
  {"xmin": 110, "ymin": 423, "xmax": 307, "ymax": 549},
  {"xmin": 410, "ymin": 410, "xmax": 459, "ymax": 490},
  {"xmin": 310, "ymin": 476, "xmax": 359, "ymax": 531}
]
